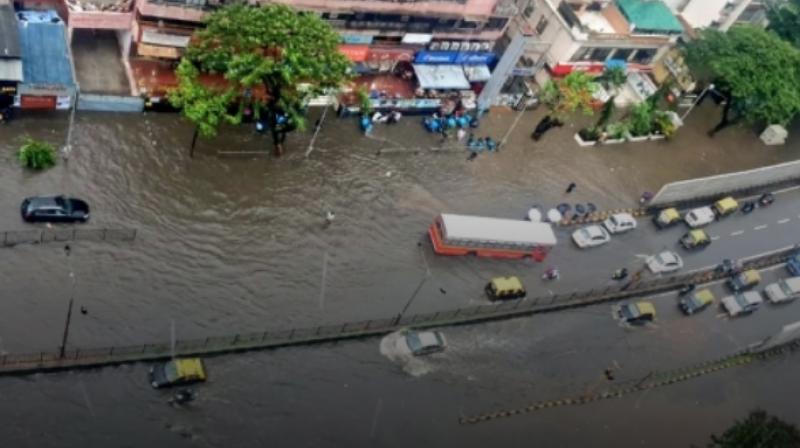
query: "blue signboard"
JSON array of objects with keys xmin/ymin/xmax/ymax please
[
  {"xmin": 415, "ymin": 51, "xmax": 497, "ymax": 66},
  {"xmin": 341, "ymin": 34, "xmax": 374, "ymax": 45}
]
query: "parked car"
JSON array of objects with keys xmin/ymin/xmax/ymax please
[
  {"xmin": 616, "ymin": 301, "xmax": 656, "ymax": 325},
  {"xmin": 20, "ymin": 196, "xmax": 90, "ymax": 223},
  {"xmin": 646, "ymin": 250, "xmax": 684, "ymax": 274},
  {"xmin": 680, "ymin": 229, "xmax": 711, "ymax": 250},
  {"xmin": 653, "ymin": 207, "xmax": 681, "ymax": 229},
  {"xmin": 684, "ymin": 207, "xmax": 715, "ymax": 228},
  {"xmin": 603, "ymin": 212, "xmax": 637, "ymax": 234},
  {"xmin": 713, "ymin": 196, "xmax": 738, "ymax": 217},
  {"xmin": 149, "ymin": 358, "xmax": 207, "ymax": 389},
  {"xmin": 787, "ymin": 251, "xmax": 800, "ymax": 277},
  {"xmin": 721, "ymin": 291, "xmax": 763, "ymax": 317},
  {"xmin": 727, "ymin": 269, "xmax": 761, "ymax": 292},
  {"xmin": 679, "ymin": 289, "xmax": 715, "ymax": 315},
  {"xmin": 572, "ymin": 225, "xmax": 611, "ymax": 248},
  {"xmin": 485, "ymin": 276, "xmax": 526, "ymax": 301},
  {"xmin": 403, "ymin": 331, "xmax": 446, "ymax": 356},
  {"xmin": 763, "ymin": 277, "xmax": 800, "ymax": 304}
]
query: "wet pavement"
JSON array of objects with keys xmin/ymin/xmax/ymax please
[{"xmin": 0, "ymin": 104, "xmax": 799, "ymax": 446}]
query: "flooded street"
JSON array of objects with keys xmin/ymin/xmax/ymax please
[{"xmin": 1, "ymin": 105, "xmax": 799, "ymax": 446}]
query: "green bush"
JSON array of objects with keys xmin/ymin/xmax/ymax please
[
  {"xmin": 628, "ymin": 101, "xmax": 655, "ymax": 136},
  {"xmin": 18, "ymin": 138, "xmax": 56, "ymax": 170},
  {"xmin": 606, "ymin": 121, "xmax": 629, "ymax": 140},
  {"xmin": 653, "ymin": 111, "xmax": 677, "ymax": 138}
]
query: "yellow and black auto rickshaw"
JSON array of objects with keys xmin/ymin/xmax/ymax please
[
  {"xmin": 680, "ymin": 229, "xmax": 711, "ymax": 250},
  {"xmin": 485, "ymin": 276, "xmax": 526, "ymax": 301}
]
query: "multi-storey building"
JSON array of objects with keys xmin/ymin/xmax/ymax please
[{"xmin": 664, "ymin": 0, "xmax": 769, "ymax": 31}]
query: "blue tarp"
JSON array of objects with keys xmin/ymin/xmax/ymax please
[
  {"xmin": 605, "ymin": 59, "xmax": 627, "ymax": 71},
  {"xmin": 17, "ymin": 11, "xmax": 74, "ymax": 88}
]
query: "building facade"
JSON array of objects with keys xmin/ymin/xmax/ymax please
[{"xmin": 664, "ymin": 0, "xmax": 769, "ymax": 31}]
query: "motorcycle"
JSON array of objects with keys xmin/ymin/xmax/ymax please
[
  {"xmin": 542, "ymin": 268, "xmax": 560, "ymax": 281},
  {"xmin": 741, "ymin": 201, "xmax": 756, "ymax": 214},
  {"xmin": 758, "ymin": 192, "xmax": 775, "ymax": 207},
  {"xmin": 611, "ymin": 268, "xmax": 629, "ymax": 281}
]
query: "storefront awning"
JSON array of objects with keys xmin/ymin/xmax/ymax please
[
  {"xmin": 339, "ymin": 44, "xmax": 369, "ymax": 63},
  {"xmin": 401, "ymin": 33, "xmax": 432, "ymax": 44},
  {"xmin": 413, "ymin": 64, "xmax": 470, "ymax": 90},
  {"xmin": 141, "ymin": 29, "xmax": 191, "ymax": 48},
  {"xmin": 463, "ymin": 64, "xmax": 491, "ymax": 82}
]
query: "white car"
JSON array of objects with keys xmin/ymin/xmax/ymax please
[
  {"xmin": 763, "ymin": 277, "xmax": 800, "ymax": 304},
  {"xmin": 684, "ymin": 207, "xmax": 715, "ymax": 228},
  {"xmin": 572, "ymin": 225, "xmax": 611, "ymax": 248},
  {"xmin": 646, "ymin": 251, "xmax": 684, "ymax": 274},
  {"xmin": 603, "ymin": 213, "xmax": 637, "ymax": 234},
  {"xmin": 720, "ymin": 291, "xmax": 763, "ymax": 317}
]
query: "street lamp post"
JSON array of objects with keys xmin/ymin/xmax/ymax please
[
  {"xmin": 59, "ymin": 298, "xmax": 74, "ymax": 358},
  {"xmin": 680, "ymin": 83, "xmax": 715, "ymax": 121}
]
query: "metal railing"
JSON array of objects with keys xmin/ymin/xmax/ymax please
[
  {"xmin": 0, "ymin": 245, "xmax": 794, "ymax": 376},
  {"xmin": 0, "ymin": 228, "xmax": 137, "ymax": 248}
]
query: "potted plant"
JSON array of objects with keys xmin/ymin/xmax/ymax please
[
  {"xmin": 626, "ymin": 101, "xmax": 654, "ymax": 142},
  {"xmin": 603, "ymin": 121, "xmax": 628, "ymax": 144},
  {"xmin": 652, "ymin": 110, "xmax": 677, "ymax": 140},
  {"xmin": 575, "ymin": 125, "xmax": 600, "ymax": 146}
]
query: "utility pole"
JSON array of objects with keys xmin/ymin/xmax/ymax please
[
  {"xmin": 189, "ymin": 126, "xmax": 199, "ymax": 158},
  {"xmin": 59, "ymin": 298, "xmax": 74, "ymax": 358}
]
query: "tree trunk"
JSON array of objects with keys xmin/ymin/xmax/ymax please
[{"xmin": 707, "ymin": 98, "xmax": 737, "ymax": 138}]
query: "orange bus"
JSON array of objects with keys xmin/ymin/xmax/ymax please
[{"xmin": 428, "ymin": 213, "xmax": 557, "ymax": 261}]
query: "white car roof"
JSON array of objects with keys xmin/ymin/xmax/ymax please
[
  {"xmin": 417, "ymin": 332, "xmax": 440, "ymax": 347},
  {"xmin": 658, "ymin": 251, "xmax": 680, "ymax": 263},
  {"xmin": 688, "ymin": 207, "xmax": 714, "ymax": 218},
  {"xmin": 584, "ymin": 225, "xmax": 606, "ymax": 236},
  {"xmin": 610, "ymin": 213, "xmax": 635, "ymax": 222}
]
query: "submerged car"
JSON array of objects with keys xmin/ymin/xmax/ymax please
[
  {"xmin": 617, "ymin": 301, "xmax": 656, "ymax": 325},
  {"xmin": 721, "ymin": 291, "xmax": 762, "ymax": 317},
  {"xmin": 646, "ymin": 251, "xmax": 684, "ymax": 274},
  {"xmin": 572, "ymin": 225, "xmax": 611, "ymax": 248},
  {"xmin": 149, "ymin": 358, "xmax": 207, "ymax": 389},
  {"xmin": 403, "ymin": 331, "xmax": 446, "ymax": 356},
  {"xmin": 20, "ymin": 196, "xmax": 90, "ymax": 223},
  {"xmin": 684, "ymin": 207, "xmax": 715, "ymax": 228},
  {"xmin": 679, "ymin": 289, "xmax": 714, "ymax": 315},
  {"xmin": 603, "ymin": 213, "xmax": 637, "ymax": 234},
  {"xmin": 763, "ymin": 277, "xmax": 800, "ymax": 304}
]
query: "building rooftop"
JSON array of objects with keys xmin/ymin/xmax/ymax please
[
  {"xmin": 615, "ymin": 0, "xmax": 683, "ymax": 34},
  {"xmin": 17, "ymin": 11, "xmax": 75, "ymax": 87},
  {"xmin": 0, "ymin": 4, "xmax": 21, "ymax": 58}
]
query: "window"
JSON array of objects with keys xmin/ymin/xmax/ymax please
[
  {"xmin": 631, "ymin": 48, "xmax": 656, "ymax": 64},
  {"xmin": 486, "ymin": 17, "xmax": 508, "ymax": 30},
  {"xmin": 535, "ymin": 16, "xmax": 548, "ymax": 35},
  {"xmin": 588, "ymin": 47, "xmax": 612, "ymax": 61},
  {"xmin": 570, "ymin": 47, "xmax": 592, "ymax": 61},
  {"xmin": 458, "ymin": 20, "xmax": 479, "ymax": 29},
  {"xmin": 610, "ymin": 48, "xmax": 633, "ymax": 61}
]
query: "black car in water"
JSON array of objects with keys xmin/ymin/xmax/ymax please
[{"xmin": 20, "ymin": 196, "xmax": 90, "ymax": 223}]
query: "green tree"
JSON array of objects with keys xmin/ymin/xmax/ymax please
[
  {"xmin": 707, "ymin": 410, "xmax": 800, "ymax": 448},
  {"xmin": 599, "ymin": 66, "xmax": 627, "ymax": 93},
  {"xmin": 768, "ymin": 0, "xmax": 800, "ymax": 48},
  {"xmin": 18, "ymin": 137, "xmax": 56, "ymax": 170},
  {"xmin": 170, "ymin": 4, "xmax": 351, "ymax": 155},
  {"xmin": 683, "ymin": 26, "xmax": 800, "ymax": 136}
]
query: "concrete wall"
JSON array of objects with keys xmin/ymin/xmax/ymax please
[
  {"xmin": 650, "ymin": 160, "xmax": 800, "ymax": 207},
  {"xmin": 68, "ymin": 10, "xmax": 133, "ymax": 29},
  {"xmin": 77, "ymin": 93, "xmax": 143, "ymax": 112}
]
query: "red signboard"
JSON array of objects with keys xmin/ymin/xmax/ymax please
[
  {"xmin": 338, "ymin": 45, "xmax": 370, "ymax": 62},
  {"xmin": 20, "ymin": 95, "xmax": 57, "ymax": 110}
]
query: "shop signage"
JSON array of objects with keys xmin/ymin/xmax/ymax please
[
  {"xmin": 341, "ymin": 34, "xmax": 374, "ymax": 45},
  {"xmin": 366, "ymin": 47, "xmax": 415, "ymax": 63},
  {"xmin": 338, "ymin": 44, "xmax": 370, "ymax": 62},
  {"xmin": 0, "ymin": 84, "xmax": 17, "ymax": 95},
  {"xmin": 414, "ymin": 51, "xmax": 497, "ymax": 65}
]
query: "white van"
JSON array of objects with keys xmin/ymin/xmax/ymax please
[
  {"xmin": 603, "ymin": 213, "xmax": 637, "ymax": 234},
  {"xmin": 684, "ymin": 206, "xmax": 715, "ymax": 228},
  {"xmin": 763, "ymin": 277, "xmax": 800, "ymax": 304}
]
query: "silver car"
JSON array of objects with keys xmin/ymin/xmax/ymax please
[
  {"xmin": 403, "ymin": 331, "xmax": 447, "ymax": 356},
  {"xmin": 572, "ymin": 225, "xmax": 611, "ymax": 249},
  {"xmin": 646, "ymin": 251, "xmax": 684, "ymax": 274}
]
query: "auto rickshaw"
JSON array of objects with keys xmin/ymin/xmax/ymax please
[
  {"xmin": 727, "ymin": 269, "xmax": 761, "ymax": 292},
  {"xmin": 485, "ymin": 276, "xmax": 526, "ymax": 301},
  {"xmin": 713, "ymin": 196, "xmax": 739, "ymax": 217},
  {"xmin": 653, "ymin": 207, "xmax": 681, "ymax": 229},
  {"xmin": 680, "ymin": 229, "xmax": 711, "ymax": 250}
]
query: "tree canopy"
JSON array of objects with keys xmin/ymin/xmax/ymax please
[
  {"xmin": 170, "ymin": 4, "xmax": 351, "ymax": 154},
  {"xmin": 683, "ymin": 26, "xmax": 800, "ymax": 132},
  {"xmin": 768, "ymin": 0, "xmax": 800, "ymax": 48},
  {"xmin": 707, "ymin": 410, "xmax": 800, "ymax": 448},
  {"xmin": 540, "ymin": 71, "xmax": 597, "ymax": 118}
]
